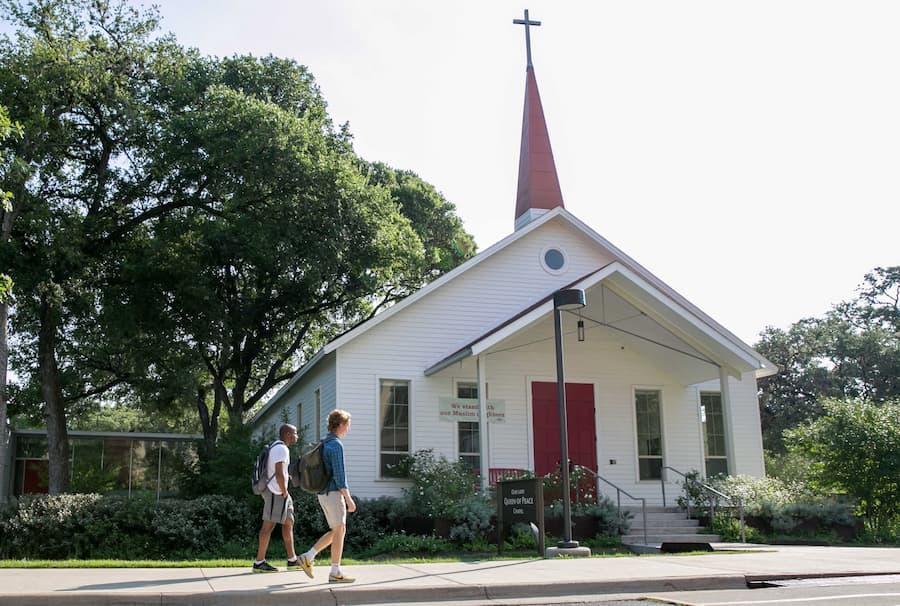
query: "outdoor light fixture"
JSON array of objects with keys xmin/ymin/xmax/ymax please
[
  {"xmin": 577, "ymin": 316, "xmax": 585, "ymax": 342},
  {"xmin": 553, "ymin": 288, "xmax": 585, "ymax": 310},
  {"xmin": 552, "ymin": 287, "xmax": 586, "ymax": 550}
]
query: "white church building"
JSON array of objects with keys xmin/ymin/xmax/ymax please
[{"xmin": 251, "ymin": 25, "xmax": 776, "ymax": 506}]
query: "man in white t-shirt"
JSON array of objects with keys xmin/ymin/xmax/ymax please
[{"xmin": 253, "ymin": 424, "xmax": 299, "ymax": 573}]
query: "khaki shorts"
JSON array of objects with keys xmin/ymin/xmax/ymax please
[
  {"xmin": 317, "ymin": 491, "xmax": 347, "ymax": 529},
  {"xmin": 261, "ymin": 490, "xmax": 294, "ymax": 525}
]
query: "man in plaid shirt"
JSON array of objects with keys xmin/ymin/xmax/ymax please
[{"xmin": 296, "ymin": 409, "xmax": 356, "ymax": 583}]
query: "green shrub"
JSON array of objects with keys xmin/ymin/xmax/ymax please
[
  {"xmin": 449, "ymin": 495, "xmax": 493, "ymax": 544},
  {"xmin": 502, "ymin": 522, "xmax": 536, "ymax": 551},
  {"xmin": 358, "ymin": 532, "xmax": 451, "ymax": 558},
  {"xmin": 786, "ymin": 398, "xmax": 900, "ymax": 533},
  {"xmin": 343, "ymin": 496, "xmax": 402, "ymax": 554},
  {"xmin": 771, "ymin": 499, "xmax": 856, "ymax": 533},
  {"xmin": 544, "ymin": 496, "xmax": 630, "ymax": 536},
  {"xmin": 0, "ymin": 494, "xmax": 256, "ymax": 559},
  {"xmin": 710, "ymin": 516, "xmax": 761, "ymax": 543},
  {"xmin": 401, "ymin": 449, "xmax": 477, "ymax": 518}
]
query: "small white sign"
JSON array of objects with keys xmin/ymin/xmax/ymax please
[{"xmin": 439, "ymin": 397, "xmax": 506, "ymax": 423}]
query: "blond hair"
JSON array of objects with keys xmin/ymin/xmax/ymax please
[{"xmin": 327, "ymin": 408, "xmax": 351, "ymax": 433}]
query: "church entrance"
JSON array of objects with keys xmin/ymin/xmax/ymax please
[{"xmin": 531, "ymin": 381, "xmax": 597, "ymax": 476}]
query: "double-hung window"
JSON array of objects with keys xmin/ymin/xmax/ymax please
[
  {"xmin": 635, "ymin": 389, "xmax": 663, "ymax": 480},
  {"xmin": 315, "ymin": 389, "xmax": 322, "ymax": 440},
  {"xmin": 701, "ymin": 392, "xmax": 728, "ymax": 477},
  {"xmin": 379, "ymin": 379, "xmax": 410, "ymax": 478},
  {"xmin": 456, "ymin": 382, "xmax": 480, "ymax": 472}
]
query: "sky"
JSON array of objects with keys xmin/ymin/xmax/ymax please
[{"xmin": 21, "ymin": 1, "xmax": 900, "ymax": 345}]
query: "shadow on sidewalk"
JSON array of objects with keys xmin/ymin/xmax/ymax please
[{"xmin": 70, "ymin": 571, "xmax": 310, "ymax": 592}]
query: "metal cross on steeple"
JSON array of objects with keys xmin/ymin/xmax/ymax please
[{"xmin": 513, "ymin": 9, "xmax": 541, "ymax": 68}]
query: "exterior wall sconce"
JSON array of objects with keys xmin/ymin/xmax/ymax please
[{"xmin": 577, "ymin": 318, "xmax": 585, "ymax": 342}]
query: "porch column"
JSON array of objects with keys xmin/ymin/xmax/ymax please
[
  {"xmin": 477, "ymin": 354, "xmax": 489, "ymax": 492},
  {"xmin": 718, "ymin": 366, "xmax": 737, "ymax": 475}
]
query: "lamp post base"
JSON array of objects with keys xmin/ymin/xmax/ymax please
[{"xmin": 545, "ymin": 545, "xmax": 592, "ymax": 559}]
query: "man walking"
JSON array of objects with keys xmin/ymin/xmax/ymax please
[
  {"xmin": 253, "ymin": 423, "xmax": 300, "ymax": 573},
  {"xmin": 297, "ymin": 409, "xmax": 356, "ymax": 583}
]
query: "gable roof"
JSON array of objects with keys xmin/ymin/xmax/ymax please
[{"xmin": 251, "ymin": 207, "xmax": 775, "ymax": 425}]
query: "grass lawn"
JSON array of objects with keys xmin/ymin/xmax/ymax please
[{"xmin": 0, "ymin": 547, "xmax": 760, "ymax": 568}]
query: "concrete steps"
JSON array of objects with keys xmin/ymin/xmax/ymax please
[{"xmin": 621, "ymin": 506, "xmax": 720, "ymax": 551}]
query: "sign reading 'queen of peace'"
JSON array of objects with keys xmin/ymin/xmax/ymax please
[{"xmin": 438, "ymin": 398, "xmax": 506, "ymax": 423}]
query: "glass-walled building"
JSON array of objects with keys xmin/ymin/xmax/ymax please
[{"xmin": 9, "ymin": 430, "xmax": 201, "ymax": 500}]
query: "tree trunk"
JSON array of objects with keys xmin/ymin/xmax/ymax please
[
  {"xmin": 0, "ymin": 301, "xmax": 10, "ymax": 502},
  {"xmin": 196, "ymin": 384, "xmax": 219, "ymax": 459},
  {"xmin": 39, "ymin": 295, "xmax": 69, "ymax": 494},
  {"xmin": 1, "ymin": 197, "xmax": 20, "ymax": 502},
  {"xmin": 218, "ymin": 376, "xmax": 243, "ymax": 434}
]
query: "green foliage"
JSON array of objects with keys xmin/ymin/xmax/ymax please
[
  {"xmin": 448, "ymin": 494, "xmax": 494, "ymax": 544},
  {"xmin": 770, "ymin": 499, "xmax": 856, "ymax": 533},
  {"xmin": 401, "ymin": 449, "xmax": 478, "ymax": 518},
  {"xmin": 755, "ymin": 267, "xmax": 900, "ymax": 451},
  {"xmin": 710, "ymin": 516, "xmax": 761, "ymax": 543},
  {"xmin": 705, "ymin": 474, "xmax": 813, "ymax": 516},
  {"xmin": 502, "ymin": 523, "xmax": 537, "ymax": 551},
  {"xmin": 0, "ymin": 494, "xmax": 255, "ymax": 559},
  {"xmin": 357, "ymin": 533, "xmax": 451, "ymax": 558},
  {"xmin": 544, "ymin": 496, "xmax": 630, "ymax": 536},
  {"xmin": 786, "ymin": 398, "xmax": 900, "ymax": 532}
]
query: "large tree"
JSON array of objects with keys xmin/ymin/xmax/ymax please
[
  {"xmin": 0, "ymin": 103, "xmax": 20, "ymax": 501},
  {"xmin": 0, "ymin": 0, "xmax": 192, "ymax": 493},
  {"xmin": 114, "ymin": 57, "xmax": 476, "ymax": 450},
  {"xmin": 756, "ymin": 266, "xmax": 900, "ymax": 451}
]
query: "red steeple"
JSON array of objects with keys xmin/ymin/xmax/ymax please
[{"xmin": 514, "ymin": 65, "xmax": 564, "ymax": 225}]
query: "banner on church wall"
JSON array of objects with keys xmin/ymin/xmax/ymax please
[{"xmin": 438, "ymin": 397, "xmax": 506, "ymax": 423}]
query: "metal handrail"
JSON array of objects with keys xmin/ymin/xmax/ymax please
[
  {"xmin": 661, "ymin": 466, "xmax": 745, "ymax": 543},
  {"xmin": 579, "ymin": 467, "xmax": 648, "ymax": 545}
]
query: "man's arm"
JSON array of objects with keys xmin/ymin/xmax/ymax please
[{"xmin": 275, "ymin": 461, "xmax": 288, "ymax": 496}]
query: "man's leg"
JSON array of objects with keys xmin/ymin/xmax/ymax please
[
  {"xmin": 256, "ymin": 521, "xmax": 276, "ymax": 561},
  {"xmin": 330, "ymin": 523, "xmax": 346, "ymax": 565},
  {"xmin": 282, "ymin": 518, "xmax": 296, "ymax": 560},
  {"xmin": 311, "ymin": 529, "xmax": 334, "ymax": 554}
]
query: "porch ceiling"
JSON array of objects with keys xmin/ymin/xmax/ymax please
[{"xmin": 424, "ymin": 262, "xmax": 770, "ymax": 384}]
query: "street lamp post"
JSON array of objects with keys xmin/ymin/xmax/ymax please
[{"xmin": 552, "ymin": 288, "xmax": 586, "ymax": 549}]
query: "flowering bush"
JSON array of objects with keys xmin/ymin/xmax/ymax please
[{"xmin": 401, "ymin": 449, "xmax": 478, "ymax": 518}]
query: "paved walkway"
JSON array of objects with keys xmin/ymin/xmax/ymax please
[{"xmin": 0, "ymin": 545, "xmax": 898, "ymax": 605}]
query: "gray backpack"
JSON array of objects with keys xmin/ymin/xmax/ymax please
[{"xmin": 252, "ymin": 440, "xmax": 283, "ymax": 495}]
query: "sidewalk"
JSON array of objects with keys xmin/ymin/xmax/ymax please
[{"xmin": 0, "ymin": 544, "xmax": 898, "ymax": 605}]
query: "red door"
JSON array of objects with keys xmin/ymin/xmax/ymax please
[{"xmin": 531, "ymin": 382, "xmax": 597, "ymax": 476}]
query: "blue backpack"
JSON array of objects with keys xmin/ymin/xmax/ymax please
[{"xmin": 252, "ymin": 440, "xmax": 284, "ymax": 495}]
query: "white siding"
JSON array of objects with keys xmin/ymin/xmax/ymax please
[
  {"xmin": 252, "ymin": 352, "xmax": 337, "ymax": 446},
  {"xmin": 338, "ymin": 219, "xmax": 614, "ymax": 498}
]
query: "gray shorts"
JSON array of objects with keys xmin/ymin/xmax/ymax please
[
  {"xmin": 317, "ymin": 491, "xmax": 347, "ymax": 529},
  {"xmin": 261, "ymin": 490, "xmax": 294, "ymax": 525}
]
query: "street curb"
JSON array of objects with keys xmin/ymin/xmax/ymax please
[{"xmin": 0, "ymin": 575, "xmax": 750, "ymax": 605}]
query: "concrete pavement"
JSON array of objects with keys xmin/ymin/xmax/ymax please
[{"xmin": 0, "ymin": 544, "xmax": 897, "ymax": 605}]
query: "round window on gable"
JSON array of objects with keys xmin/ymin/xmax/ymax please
[{"xmin": 540, "ymin": 247, "xmax": 568, "ymax": 274}]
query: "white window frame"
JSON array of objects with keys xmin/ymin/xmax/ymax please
[
  {"xmin": 375, "ymin": 376, "xmax": 414, "ymax": 481},
  {"xmin": 632, "ymin": 385, "xmax": 666, "ymax": 483},
  {"xmin": 453, "ymin": 379, "xmax": 481, "ymax": 471},
  {"xmin": 314, "ymin": 387, "xmax": 322, "ymax": 441},
  {"xmin": 539, "ymin": 245, "xmax": 569, "ymax": 275},
  {"xmin": 700, "ymin": 391, "xmax": 728, "ymax": 477},
  {"xmin": 296, "ymin": 401, "xmax": 304, "ymax": 437}
]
